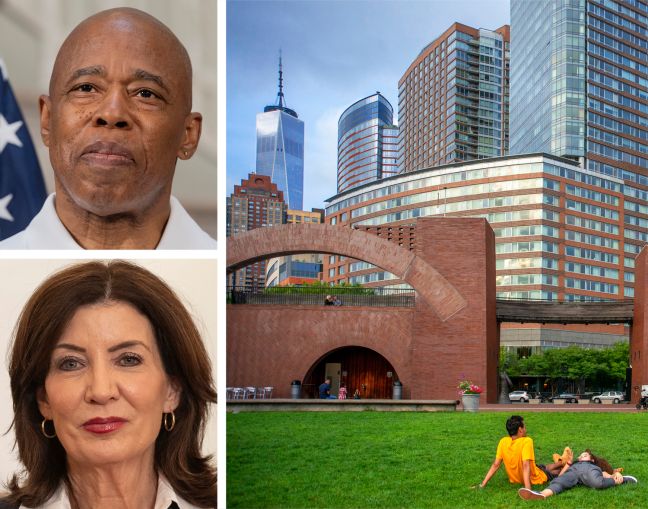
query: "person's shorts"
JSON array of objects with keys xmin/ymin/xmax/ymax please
[{"xmin": 537, "ymin": 464, "xmax": 557, "ymax": 481}]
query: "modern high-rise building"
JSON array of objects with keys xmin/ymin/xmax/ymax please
[
  {"xmin": 337, "ymin": 93, "xmax": 399, "ymax": 193},
  {"xmin": 398, "ymin": 23, "xmax": 510, "ymax": 173},
  {"xmin": 318, "ymin": 1, "xmax": 648, "ymax": 354},
  {"xmin": 510, "ymin": 0, "xmax": 647, "ymax": 176},
  {"xmin": 324, "ymin": 153, "xmax": 631, "ymax": 350},
  {"xmin": 255, "ymin": 56, "xmax": 304, "ymax": 210},
  {"xmin": 227, "ymin": 173, "xmax": 286, "ymax": 289},
  {"xmin": 265, "ymin": 208, "xmax": 325, "ymax": 287},
  {"xmin": 509, "ymin": 0, "xmax": 648, "ymax": 301}
]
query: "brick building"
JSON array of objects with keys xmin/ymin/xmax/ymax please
[
  {"xmin": 226, "ymin": 173, "xmax": 286, "ymax": 289},
  {"xmin": 398, "ymin": 23, "xmax": 510, "ymax": 173},
  {"xmin": 324, "ymin": 153, "xmax": 633, "ymax": 351}
]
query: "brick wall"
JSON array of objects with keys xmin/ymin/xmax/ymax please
[
  {"xmin": 631, "ymin": 248, "xmax": 648, "ymax": 404},
  {"xmin": 227, "ymin": 217, "xmax": 497, "ymax": 401}
]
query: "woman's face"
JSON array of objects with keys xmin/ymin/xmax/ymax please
[
  {"xmin": 578, "ymin": 451, "xmax": 592, "ymax": 462},
  {"xmin": 38, "ymin": 301, "xmax": 180, "ymax": 468}
]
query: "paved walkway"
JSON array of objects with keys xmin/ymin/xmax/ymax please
[{"xmin": 476, "ymin": 402, "xmax": 641, "ymax": 412}]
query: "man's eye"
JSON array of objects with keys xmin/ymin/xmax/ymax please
[
  {"xmin": 74, "ymin": 84, "xmax": 95, "ymax": 93},
  {"xmin": 136, "ymin": 89, "xmax": 158, "ymax": 99}
]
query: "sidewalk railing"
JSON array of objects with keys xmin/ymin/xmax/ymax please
[{"xmin": 227, "ymin": 286, "xmax": 416, "ymax": 307}]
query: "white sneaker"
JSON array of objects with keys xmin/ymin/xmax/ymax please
[
  {"xmin": 518, "ymin": 488, "xmax": 546, "ymax": 500},
  {"xmin": 623, "ymin": 475, "xmax": 638, "ymax": 484}
]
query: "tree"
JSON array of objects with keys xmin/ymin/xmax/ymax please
[{"xmin": 503, "ymin": 343, "xmax": 629, "ymax": 393}]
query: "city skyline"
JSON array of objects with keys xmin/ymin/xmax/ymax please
[{"xmin": 227, "ymin": 0, "xmax": 510, "ymax": 210}]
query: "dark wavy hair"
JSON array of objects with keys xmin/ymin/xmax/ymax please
[
  {"xmin": 5, "ymin": 261, "xmax": 216, "ymax": 507},
  {"xmin": 586, "ymin": 449, "xmax": 614, "ymax": 474}
]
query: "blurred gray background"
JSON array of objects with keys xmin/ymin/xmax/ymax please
[{"xmin": 0, "ymin": 0, "xmax": 217, "ymax": 237}]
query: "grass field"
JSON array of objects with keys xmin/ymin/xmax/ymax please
[{"xmin": 227, "ymin": 411, "xmax": 648, "ymax": 508}]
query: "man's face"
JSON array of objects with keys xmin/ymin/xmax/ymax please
[{"xmin": 40, "ymin": 14, "xmax": 201, "ymax": 217}]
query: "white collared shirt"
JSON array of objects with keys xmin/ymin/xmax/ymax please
[
  {"xmin": 19, "ymin": 475, "xmax": 208, "ymax": 509},
  {"xmin": 0, "ymin": 194, "xmax": 217, "ymax": 250}
]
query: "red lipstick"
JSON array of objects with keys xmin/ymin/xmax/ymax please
[{"xmin": 82, "ymin": 417, "xmax": 127, "ymax": 434}]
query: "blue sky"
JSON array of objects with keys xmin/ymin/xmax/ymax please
[{"xmin": 227, "ymin": 0, "xmax": 510, "ymax": 210}]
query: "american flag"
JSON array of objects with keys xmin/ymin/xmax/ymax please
[{"xmin": 0, "ymin": 58, "xmax": 46, "ymax": 240}]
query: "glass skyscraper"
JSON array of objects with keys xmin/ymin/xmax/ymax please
[
  {"xmin": 510, "ymin": 0, "xmax": 647, "ymax": 175},
  {"xmin": 337, "ymin": 93, "xmax": 399, "ymax": 193},
  {"xmin": 510, "ymin": 0, "xmax": 648, "ymax": 298},
  {"xmin": 510, "ymin": 0, "xmax": 587, "ymax": 162},
  {"xmin": 256, "ymin": 58, "xmax": 304, "ymax": 210},
  {"xmin": 398, "ymin": 23, "xmax": 510, "ymax": 173}
]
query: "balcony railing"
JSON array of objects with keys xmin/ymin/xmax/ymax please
[{"xmin": 227, "ymin": 286, "xmax": 416, "ymax": 307}]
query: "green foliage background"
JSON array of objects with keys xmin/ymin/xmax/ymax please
[{"xmin": 500, "ymin": 342, "xmax": 629, "ymax": 393}]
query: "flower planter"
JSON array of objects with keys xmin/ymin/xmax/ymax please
[
  {"xmin": 462, "ymin": 393, "xmax": 480, "ymax": 412},
  {"xmin": 529, "ymin": 398, "xmax": 541, "ymax": 405}
]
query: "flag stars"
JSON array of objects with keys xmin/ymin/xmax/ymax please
[
  {"xmin": 0, "ymin": 114, "xmax": 23, "ymax": 153},
  {"xmin": 0, "ymin": 194, "xmax": 14, "ymax": 222}
]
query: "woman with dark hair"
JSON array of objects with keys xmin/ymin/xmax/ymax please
[
  {"xmin": 1, "ymin": 260, "xmax": 216, "ymax": 508},
  {"xmin": 518, "ymin": 449, "xmax": 637, "ymax": 500}
]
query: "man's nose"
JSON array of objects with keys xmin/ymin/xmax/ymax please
[
  {"xmin": 84, "ymin": 365, "xmax": 120, "ymax": 404},
  {"xmin": 93, "ymin": 89, "xmax": 132, "ymax": 129}
]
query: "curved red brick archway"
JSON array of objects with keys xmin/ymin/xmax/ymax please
[
  {"xmin": 227, "ymin": 223, "xmax": 466, "ymax": 321},
  {"xmin": 227, "ymin": 218, "xmax": 499, "ymax": 401}
]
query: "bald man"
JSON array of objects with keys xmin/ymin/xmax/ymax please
[{"xmin": 0, "ymin": 8, "xmax": 216, "ymax": 249}]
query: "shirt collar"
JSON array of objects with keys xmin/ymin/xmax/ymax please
[
  {"xmin": 4, "ymin": 193, "xmax": 215, "ymax": 250},
  {"xmin": 19, "ymin": 475, "xmax": 205, "ymax": 509}
]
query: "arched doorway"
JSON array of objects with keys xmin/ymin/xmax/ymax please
[{"xmin": 303, "ymin": 346, "xmax": 398, "ymax": 399}]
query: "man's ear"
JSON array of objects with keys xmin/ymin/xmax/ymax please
[
  {"xmin": 39, "ymin": 95, "xmax": 52, "ymax": 148},
  {"xmin": 37, "ymin": 386, "xmax": 52, "ymax": 419},
  {"xmin": 164, "ymin": 377, "xmax": 182, "ymax": 412},
  {"xmin": 177, "ymin": 112, "xmax": 202, "ymax": 160}
]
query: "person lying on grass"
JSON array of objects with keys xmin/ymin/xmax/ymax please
[
  {"xmin": 477, "ymin": 415, "xmax": 567, "ymax": 490},
  {"xmin": 518, "ymin": 449, "xmax": 638, "ymax": 500}
]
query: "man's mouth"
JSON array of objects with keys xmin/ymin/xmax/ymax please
[{"xmin": 81, "ymin": 141, "xmax": 135, "ymax": 165}]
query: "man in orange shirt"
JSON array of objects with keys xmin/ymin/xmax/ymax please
[{"xmin": 478, "ymin": 415, "xmax": 566, "ymax": 490}]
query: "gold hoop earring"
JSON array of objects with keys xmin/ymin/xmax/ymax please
[
  {"xmin": 163, "ymin": 411, "xmax": 176, "ymax": 432},
  {"xmin": 41, "ymin": 418, "xmax": 56, "ymax": 439}
]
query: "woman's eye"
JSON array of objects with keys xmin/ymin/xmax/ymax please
[
  {"xmin": 58, "ymin": 358, "xmax": 82, "ymax": 371},
  {"xmin": 119, "ymin": 353, "xmax": 143, "ymax": 366}
]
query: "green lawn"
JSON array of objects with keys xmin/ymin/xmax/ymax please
[{"xmin": 227, "ymin": 411, "xmax": 648, "ymax": 508}]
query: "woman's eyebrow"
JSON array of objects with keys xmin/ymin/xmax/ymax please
[
  {"xmin": 53, "ymin": 340, "xmax": 151, "ymax": 353},
  {"xmin": 107, "ymin": 340, "xmax": 151, "ymax": 353}
]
